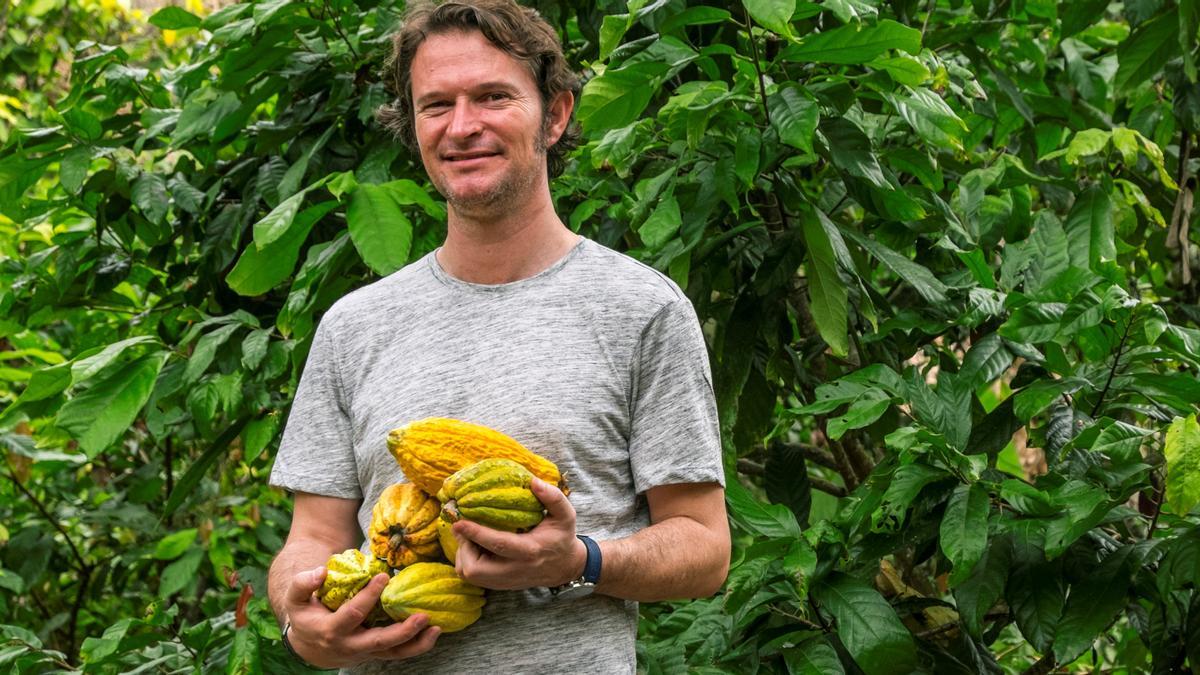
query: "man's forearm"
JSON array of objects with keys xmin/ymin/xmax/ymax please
[
  {"xmin": 592, "ymin": 515, "xmax": 729, "ymax": 602},
  {"xmin": 268, "ymin": 539, "xmax": 343, "ymax": 624}
]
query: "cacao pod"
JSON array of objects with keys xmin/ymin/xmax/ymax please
[
  {"xmin": 317, "ymin": 549, "xmax": 389, "ymax": 611},
  {"xmin": 380, "ymin": 562, "xmax": 485, "ymax": 633},
  {"xmin": 369, "ymin": 482, "xmax": 443, "ymax": 568},
  {"xmin": 387, "ymin": 418, "xmax": 568, "ymax": 497},
  {"xmin": 437, "ymin": 458, "xmax": 545, "ymax": 532},
  {"xmin": 437, "ymin": 518, "xmax": 459, "ymax": 565}
]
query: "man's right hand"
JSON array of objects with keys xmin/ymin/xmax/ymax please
[{"xmin": 283, "ymin": 566, "xmax": 442, "ymax": 668}]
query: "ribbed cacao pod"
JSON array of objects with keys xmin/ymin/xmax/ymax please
[
  {"xmin": 437, "ymin": 519, "xmax": 459, "ymax": 565},
  {"xmin": 380, "ymin": 562, "xmax": 485, "ymax": 633},
  {"xmin": 369, "ymin": 482, "xmax": 443, "ymax": 568},
  {"xmin": 437, "ymin": 458, "xmax": 545, "ymax": 532},
  {"xmin": 317, "ymin": 549, "xmax": 389, "ymax": 611},
  {"xmin": 387, "ymin": 418, "xmax": 568, "ymax": 497}
]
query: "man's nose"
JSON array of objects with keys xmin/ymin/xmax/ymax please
[{"xmin": 446, "ymin": 99, "xmax": 482, "ymax": 140}]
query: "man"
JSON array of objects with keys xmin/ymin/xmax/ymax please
[{"xmin": 265, "ymin": 1, "xmax": 730, "ymax": 672}]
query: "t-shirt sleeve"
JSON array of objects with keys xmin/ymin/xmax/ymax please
[
  {"xmin": 268, "ymin": 311, "xmax": 362, "ymax": 499},
  {"xmin": 627, "ymin": 296, "xmax": 725, "ymax": 494}
]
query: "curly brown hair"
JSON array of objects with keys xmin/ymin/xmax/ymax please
[{"xmin": 376, "ymin": 0, "xmax": 581, "ymax": 179}]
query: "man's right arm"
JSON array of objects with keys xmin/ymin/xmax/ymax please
[{"xmin": 267, "ymin": 491, "xmax": 441, "ymax": 668}]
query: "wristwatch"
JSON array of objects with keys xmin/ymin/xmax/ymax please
[
  {"xmin": 281, "ymin": 620, "xmax": 319, "ymax": 668},
  {"xmin": 551, "ymin": 535, "xmax": 601, "ymax": 600}
]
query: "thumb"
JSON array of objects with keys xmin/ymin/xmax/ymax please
[
  {"xmin": 531, "ymin": 477, "xmax": 574, "ymax": 522},
  {"xmin": 286, "ymin": 566, "xmax": 326, "ymax": 606}
]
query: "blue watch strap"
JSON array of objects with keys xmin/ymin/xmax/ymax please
[{"xmin": 577, "ymin": 535, "xmax": 602, "ymax": 584}]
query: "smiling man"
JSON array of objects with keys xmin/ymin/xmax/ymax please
[{"xmin": 265, "ymin": 1, "xmax": 730, "ymax": 672}]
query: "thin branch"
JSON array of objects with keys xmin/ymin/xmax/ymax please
[
  {"xmin": 742, "ymin": 5, "xmax": 772, "ymax": 126},
  {"xmin": 736, "ymin": 458, "xmax": 848, "ymax": 497},
  {"xmin": 324, "ymin": 0, "xmax": 359, "ymax": 61},
  {"xmin": 1089, "ymin": 315, "xmax": 1133, "ymax": 418},
  {"xmin": 3, "ymin": 470, "xmax": 90, "ymax": 574},
  {"xmin": 769, "ymin": 440, "xmax": 841, "ymax": 472},
  {"xmin": 67, "ymin": 567, "xmax": 92, "ymax": 661}
]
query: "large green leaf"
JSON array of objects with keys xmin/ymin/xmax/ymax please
[
  {"xmin": 769, "ymin": 86, "xmax": 820, "ymax": 154},
  {"xmin": 744, "ymin": 0, "xmax": 796, "ymax": 35},
  {"xmin": 56, "ymin": 352, "xmax": 170, "ymax": 457},
  {"xmin": 782, "ymin": 19, "xmax": 921, "ymax": 64},
  {"xmin": 841, "ymin": 227, "xmax": 948, "ymax": 303},
  {"xmin": 954, "ymin": 536, "xmax": 1012, "ymax": 635},
  {"xmin": 1053, "ymin": 546, "xmax": 1133, "ymax": 663},
  {"xmin": 346, "ymin": 182, "xmax": 416, "ymax": 276},
  {"xmin": 1164, "ymin": 414, "xmax": 1200, "ymax": 516},
  {"xmin": 725, "ymin": 470, "xmax": 802, "ymax": 539},
  {"xmin": 577, "ymin": 64, "xmax": 660, "ymax": 134},
  {"xmin": 941, "ymin": 483, "xmax": 990, "ymax": 585},
  {"xmin": 782, "ymin": 638, "xmax": 845, "ymax": 674},
  {"xmin": 1114, "ymin": 12, "xmax": 1180, "ymax": 93},
  {"xmin": 1065, "ymin": 185, "xmax": 1116, "ymax": 271},
  {"xmin": 813, "ymin": 574, "xmax": 917, "ymax": 674},
  {"xmin": 887, "ymin": 87, "xmax": 967, "ymax": 151},
  {"xmin": 1007, "ymin": 556, "xmax": 1065, "ymax": 652},
  {"xmin": 802, "ymin": 210, "xmax": 849, "ymax": 356},
  {"xmin": 227, "ymin": 202, "xmax": 338, "ymax": 296}
]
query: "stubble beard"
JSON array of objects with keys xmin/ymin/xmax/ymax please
[{"xmin": 433, "ymin": 120, "xmax": 551, "ymax": 218}]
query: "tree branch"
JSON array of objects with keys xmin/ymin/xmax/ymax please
[
  {"xmin": 742, "ymin": 5, "xmax": 772, "ymax": 126},
  {"xmin": 1089, "ymin": 314, "xmax": 1133, "ymax": 418},
  {"xmin": 736, "ymin": 458, "xmax": 847, "ymax": 497},
  {"xmin": 769, "ymin": 440, "xmax": 841, "ymax": 472},
  {"xmin": 3, "ymin": 469, "xmax": 90, "ymax": 574}
]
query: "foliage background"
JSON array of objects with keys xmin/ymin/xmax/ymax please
[{"xmin": 1, "ymin": 0, "xmax": 1199, "ymax": 672}]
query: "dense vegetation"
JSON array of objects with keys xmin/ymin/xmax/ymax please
[{"xmin": 1, "ymin": 0, "xmax": 1198, "ymax": 672}]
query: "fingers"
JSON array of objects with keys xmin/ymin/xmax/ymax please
[
  {"xmin": 345, "ymin": 613, "xmax": 433, "ymax": 654},
  {"xmin": 286, "ymin": 566, "xmax": 327, "ymax": 606},
  {"xmin": 329, "ymin": 573, "xmax": 389, "ymax": 631},
  {"xmin": 372, "ymin": 625, "xmax": 442, "ymax": 660},
  {"xmin": 531, "ymin": 477, "xmax": 575, "ymax": 522},
  {"xmin": 453, "ymin": 520, "xmax": 528, "ymax": 558}
]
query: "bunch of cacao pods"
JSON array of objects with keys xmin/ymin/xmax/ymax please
[{"xmin": 315, "ymin": 418, "xmax": 568, "ymax": 633}]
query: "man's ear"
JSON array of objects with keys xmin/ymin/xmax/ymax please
[{"xmin": 544, "ymin": 90, "xmax": 574, "ymax": 146}]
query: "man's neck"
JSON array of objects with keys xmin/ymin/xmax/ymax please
[{"xmin": 437, "ymin": 194, "xmax": 579, "ymax": 285}]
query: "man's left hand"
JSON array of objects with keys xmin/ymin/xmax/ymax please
[{"xmin": 452, "ymin": 477, "xmax": 586, "ymax": 590}]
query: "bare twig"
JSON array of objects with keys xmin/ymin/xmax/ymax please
[
  {"xmin": 769, "ymin": 440, "xmax": 841, "ymax": 472},
  {"xmin": 742, "ymin": 5, "xmax": 772, "ymax": 126},
  {"xmin": 3, "ymin": 470, "xmax": 90, "ymax": 574},
  {"xmin": 736, "ymin": 458, "xmax": 847, "ymax": 497},
  {"xmin": 1089, "ymin": 314, "xmax": 1133, "ymax": 418}
]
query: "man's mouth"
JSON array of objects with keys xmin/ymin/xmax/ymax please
[{"xmin": 443, "ymin": 151, "xmax": 500, "ymax": 162}]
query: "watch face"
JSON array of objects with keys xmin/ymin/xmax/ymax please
[{"xmin": 554, "ymin": 582, "xmax": 595, "ymax": 600}]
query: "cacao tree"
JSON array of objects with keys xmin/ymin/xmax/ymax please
[{"xmin": 1, "ymin": 0, "xmax": 1199, "ymax": 672}]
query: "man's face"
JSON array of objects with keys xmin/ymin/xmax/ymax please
[{"xmin": 409, "ymin": 30, "xmax": 565, "ymax": 216}]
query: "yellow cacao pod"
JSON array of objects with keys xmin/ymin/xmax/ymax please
[
  {"xmin": 380, "ymin": 562, "xmax": 485, "ymax": 633},
  {"xmin": 437, "ymin": 519, "xmax": 459, "ymax": 565},
  {"xmin": 317, "ymin": 549, "xmax": 389, "ymax": 611},
  {"xmin": 387, "ymin": 418, "xmax": 568, "ymax": 497},
  {"xmin": 437, "ymin": 458, "xmax": 545, "ymax": 532},
  {"xmin": 369, "ymin": 482, "xmax": 443, "ymax": 568}
]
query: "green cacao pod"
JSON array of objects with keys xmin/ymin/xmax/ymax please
[
  {"xmin": 380, "ymin": 562, "xmax": 485, "ymax": 633},
  {"xmin": 437, "ymin": 518, "xmax": 459, "ymax": 565},
  {"xmin": 436, "ymin": 458, "xmax": 545, "ymax": 532},
  {"xmin": 317, "ymin": 549, "xmax": 389, "ymax": 611}
]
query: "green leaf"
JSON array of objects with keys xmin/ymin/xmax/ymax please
[
  {"xmin": 841, "ymin": 228, "xmax": 948, "ymax": 303},
  {"xmin": 163, "ymin": 420, "xmax": 247, "ymax": 518},
  {"xmin": 150, "ymin": 6, "xmax": 202, "ymax": 29},
  {"xmin": 1114, "ymin": 12, "xmax": 1180, "ymax": 93},
  {"xmin": 782, "ymin": 19, "xmax": 921, "ymax": 64},
  {"xmin": 764, "ymin": 443, "xmax": 812, "ymax": 528},
  {"xmin": 639, "ymin": 195, "xmax": 681, "ymax": 250},
  {"xmin": 954, "ymin": 536, "xmax": 1012, "ymax": 635},
  {"xmin": 769, "ymin": 86, "xmax": 820, "ymax": 154},
  {"xmin": 782, "ymin": 638, "xmax": 844, "ymax": 674},
  {"xmin": 868, "ymin": 54, "xmax": 931, "ymax": 85},
  {"xmin": 226, "ymin": 628, "xmax": 263, "ymax": 675},
  {"xmin": 1007, "ymin": 556, "xmax": 1065, "ymax": 652},
  {"xmin": 160, "ymin": 547, "xmax": 204, "ymax": 598},
  {"xmin": 998, "ymin": 303, "xmax": 1065, "ymax": 343},
  {"xmin": 960, "ymin": 333, "xmax": 1012, "ymax": 389},
  {"xmin": 887, "ymin": 87, "xmax": 967, "ymax": 151},
  {"xmin": 154, "ymin": 529, "xmax": 198, "ymax": 560},
  {"xmin": 577, "ymin": 64, "xmax": 659, "ymax": 134},
  {"xmin": 1061, "ymin": 0, "xmax": 1109, "ymax": 36},
  {"xmin": 241, "ymin": 329, "xmax": 271, "ymax": 371},
  {"xmin": 744, "ymin": 0, "xmax": 796, "ymax": 35},
  {"xmin": 941, "ymin": 483, "xmax": 990, "ymax": 585},
  {"xmin": 228, "ymin": 202, "xmax": 338, "ymax": 296},
  {"xmin": 1065, "ymin": 185, "xmax": 1115, "ymax": 270},
  {"xmin": 1064, "ymin": 128, "xmax": 1110, "ymax": 164},
  {"xmin": 660, "ymin": 7, "xmax": 732, "ymax": 33},
  {"xmin": 822, "ymin": 117, "xmax": 889, "ymax": 188},
  {"xmin": 184, "ymin": 323, "xmax": 240, "ymax": 384},
  {"xmin": 242, "ymin": 413, "xmax": 281, "ymax": 463},
  {"xmin": 802, "ymin": 210, "xmax": 849, "ymax": 357},
  {"xmin": 725, "ymin": 470, "xmax": 802, "ymax": 538},
  {"xmin": 1164, "ymin": 415, "xmax": 1200, "ymax": 516},
  {"xmin": 252, "ymin": 191, "xmax": 305, "ymax": 250},
  {"xmin": 599, "ymin": 14, "xmax": 631, "ymax": 61},
  {"xmin": 71, "ymin": 336, "xmax": 158, "ymax": 385},
  {"xmin": 1053, "ymin": 546, "xmax": 1134, "ymax": 662},
  {"xmin": 132, "ymin": 172, "xmax": 170, "ymax": 224},
  {"xmin": 56, "ymin": 352, "xmax": 169, "ymax": 457},
  {"xmin": 347, "ymin": 182, "xmax": 416, "ymax": 276},
  {"xmin": 813, "ymin": 574, "xmax": 917, "ymax": 674},
  {"xmin": 59, "ymin": 146, "xmax": 92, "ymax": 194},
  {"xmin": 734, "ymin": 127, "xmax": 761, "ymax": 187}
]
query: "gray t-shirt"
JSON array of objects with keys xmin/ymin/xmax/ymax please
[{"xmin": 270, "ymin": 237, "xmax": 724, "ymax": 674}]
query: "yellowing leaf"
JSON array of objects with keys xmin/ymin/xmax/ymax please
[{"xmin": 1164, "ymin": 415, "xmax": 1200, "ymax": 516}]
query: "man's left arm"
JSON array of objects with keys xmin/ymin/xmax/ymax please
[{"xmin": 451, "ymin": 478, "xmax": 730, "ymax": 601}]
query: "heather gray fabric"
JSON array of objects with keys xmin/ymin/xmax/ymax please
[{"xmin": 270, "ymin": 237, "xmax": 724, "ymax": 674}]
